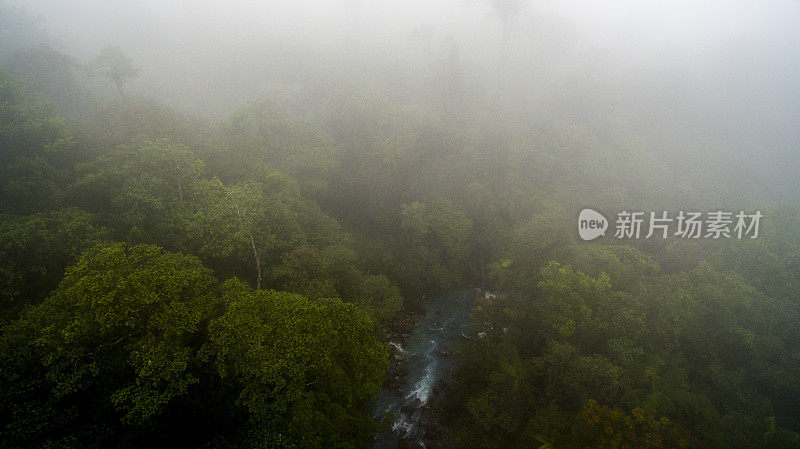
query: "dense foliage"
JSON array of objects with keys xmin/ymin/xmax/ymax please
[{"xmin": 1, "ymin": 20, "xmax": 799, "ymax": 449}]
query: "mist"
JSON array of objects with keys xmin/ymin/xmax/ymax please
[
  {"xmin": 2, "ymin": 1, "xmax": 800, "ymax": 448},
  {"xmin": 7, "ymin": 0, "xmax": 799, "ymax": 204}
]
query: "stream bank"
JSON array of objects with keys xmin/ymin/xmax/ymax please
[{"xmin": 371, "ymin": 289, "xmax": 475, "ymax": 449}]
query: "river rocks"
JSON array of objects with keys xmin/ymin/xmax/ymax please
[
  {"xmin": 385, "ymin": 311, "xmax": 418, "ymax": 338},
  {"xmin": 372, "ymin": 291, "xmax": 474, "ymax": 449},
  {"xmin": 387, "ymin": 376, "xmax": 401, "ymax": 388},
  {"xmin": 400, "ymin": 403, "xmax": 416, "ymax": 416},
  {"xmin": 396, "ymin": 361, "xmax": 409, "ymax": 377},
  {"xmin": 398, "ymin": 437, "xmax": 420, "ymax": 449}
]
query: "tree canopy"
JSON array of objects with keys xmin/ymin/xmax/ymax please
[{"xmin": 1, "ymin": 25, "xmax": 799, "ymax": 449}]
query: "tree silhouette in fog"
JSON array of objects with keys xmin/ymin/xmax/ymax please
[{"xmin": 91, "ymin": 45, "xmax": 139, "ymax": 95}]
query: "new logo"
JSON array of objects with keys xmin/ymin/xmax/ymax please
[{"xmin": 578, "ymin": 208, "xmax": 608, "ymax": 241}]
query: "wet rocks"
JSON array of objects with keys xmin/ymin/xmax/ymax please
[
  {"xmin": 396, "ymin": 361, "xmax": 409, "ymax": 377},
  {"xmin": 398, "ymin": 438, "xmax": 421, "ymax": 449},
  {"xmin": 385, "ymin": 311, "xmax": 418, "ymax": 341},
  {"xmin": 372, "ymin": 291, "xmax": 475, "ymax": 449}
]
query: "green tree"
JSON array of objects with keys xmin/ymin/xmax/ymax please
[
  {"xmin": 209, "ymin": 279, "xmax": 386, "ymax": 448},
  {"xmin": 71, "ymin": 139, "xmax": 204, "ymax": 246},
  {"xmin": 356, "ymin": 274, "xmax": 403, "ymax": 321},
  {"xmin": 0, "ymin": 67, "xmax": 76, "ymax": 213},
  {"xmin": 576, "ymin": 399, "xmax": 692, "ymax": 449},
  {"xmin": 0, "ymin": 243, "xmax": 221, "ymax": 447},
  {"xmin": 91, "ymin": 46, "xmax": 139, "ymax": 94},
  {"xmin": 3, "ymin": 45, "xmax": 80, "ymax": 107},
  {"xmin": 0, "ymin": 208, "xmax": 107, "ymax": 322},
  {"xmin": 188, "ymin": 174, "xmax": 343, "ymax": 289}
]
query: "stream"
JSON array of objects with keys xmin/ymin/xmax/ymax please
[{"xmin": 371, "ymin": 289, "xmax": 475, "ymax": 449}]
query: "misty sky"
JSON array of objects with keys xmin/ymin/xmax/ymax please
[
  {"xmin": 16, "ymin": 0, "xmax": 800, "ymax": 56},
  {"xmin": 7, "ymin": 0, "xmax": 800, "ymax": 192}
]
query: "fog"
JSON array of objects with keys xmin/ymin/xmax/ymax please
[
  {"xmin": 4, "ymin": 0, "xmax": 800, "ymax": 204},
  {"xmin": 4, "ymin": 2, "xmax": 800, "ymax": 448}
]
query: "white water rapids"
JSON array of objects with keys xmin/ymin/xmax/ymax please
[{"xmin": 371, "ymin": 290, "xmax": 474, "ymax": 449}]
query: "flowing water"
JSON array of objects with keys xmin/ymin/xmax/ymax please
[{"xmin": 371, "ymin": 290, "xmax": 474, "ymax": 449}]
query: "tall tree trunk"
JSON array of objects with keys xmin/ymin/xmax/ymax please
[
  {"xmin": 234, "ymin": 204, "xmax": 262, "ymax": 290},
  {"xmin": 177, "ymin": 176, "xmax": 184, "ymax": 204}
]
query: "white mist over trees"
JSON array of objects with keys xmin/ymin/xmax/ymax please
[{"xmin": 1, "ymin": 1, "xmax": 800, "ymax": 448}]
